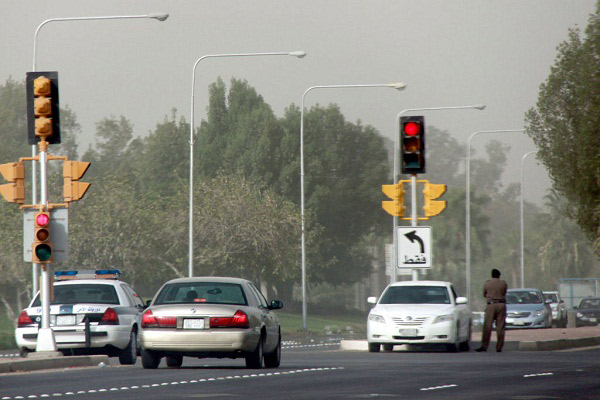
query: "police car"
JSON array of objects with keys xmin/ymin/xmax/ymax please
[{"xmin": 15, "ymin": 270, "xmax": 145, "ymax": 364}]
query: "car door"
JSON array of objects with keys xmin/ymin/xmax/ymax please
[
  {"xmin": 248, "ymin": 283, "xmax": 278, "ymax": 351},
  {"xmin": 119, "ymin": 284, "xmax": 144, "ymax": 330},
  {"xmin": 450, "ymin": 285, "xmax": 469, "ymax": 340}
]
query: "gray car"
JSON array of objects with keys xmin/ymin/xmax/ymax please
[
  {"xmin": 505, "ymin": 288, "xmax": 552, "ymax": 329},
  {"xmin": 139, "ymin": 277, "xmax": 283, "ymax": 369}
]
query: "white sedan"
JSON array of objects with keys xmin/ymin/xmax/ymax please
[{"xmin": 367, "ymin": 281, "xmax": 471, "ymax": 352}]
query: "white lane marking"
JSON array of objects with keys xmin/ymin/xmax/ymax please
[
  {"xmin": 282, "ymin": 343, "xmax": 340, "ymax": 350},
  {"xmin": 524, "ymin": 372, "xmax": 554, "ymax": 378},
  {"xmin": 1, "ymin": 367, "xmax": 344, "ymax": 399},
  {"xmin": 420, "ymin": 384, "xmax": 458, "ymax": 391}
]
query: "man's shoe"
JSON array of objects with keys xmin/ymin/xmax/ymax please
[
  {"xmin": 496, "ymin": 349, "xmax": 502, "ymax": 352},
  {"xmin": 475, "ymin": 348, "xmax": 486, "ymax": 352}
]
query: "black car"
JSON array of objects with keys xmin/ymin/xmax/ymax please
[{"xmin": 574, "ymin": 298, "xmax": 600, "ymax": 327}]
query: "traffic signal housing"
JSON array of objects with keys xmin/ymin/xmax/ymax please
[
  {"xmin": 382, "ymin": 182, "xmax": 406, "ymax": 217},
  {"xmin": 423, "ymin": 182, "xmax": 447, "ymax": 217},
  {"xmin": 0, "ymin": 162, "xmax": 25, "ymax": 204},
  {"xmin": 32, "ymin": 211, "xmax": 53, "ymax": 263},
  {"xmin": 400, "ymin": 116, "xmax": 425, "ymax": 174},
  {"xmin": 26, "ymin": 71, "xmax": 61, "ymax": 145},
  {"xmin": 63, "ymin": 161, "xmax": 91, "ymax": 202}
]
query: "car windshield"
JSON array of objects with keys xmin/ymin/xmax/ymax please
[
  {"xmin": 154, "ymin": 282, "xmax": 248, "ymax": 306},
  {"xmin": 31, "ymin": 284, "xmax": 119, "ymax": 306},
  {"xmin": 507, "ymin": 291, "xmax": 543, "ymax": 304},
  {"xmin": 580, "ymin": 299, "xmax": 600, "ymax": 309},
  {"xmin": 543, "ymin": 293, "xmax": 558, "ymax": 303},
  {"xmin": 379, "ymin": 286, "xmax": 450, "ymax": 304}
]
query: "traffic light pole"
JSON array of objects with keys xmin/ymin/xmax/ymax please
[{"xmin": 410, "ymin": 175, "xmax": 419, "ymax": 281}]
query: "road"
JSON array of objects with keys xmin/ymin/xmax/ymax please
[{"xmin": 1, "ymin": 341, "xmax": 599, "ymax": 399}]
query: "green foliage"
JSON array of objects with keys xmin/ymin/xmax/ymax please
[{"xmin": 525, "ymin": 3, "xmax": 600, "ymax": 253}]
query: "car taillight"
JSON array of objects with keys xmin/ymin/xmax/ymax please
[
  {"xmin": 99, "ymin": 308, "xmax": 119, "ymax": 325},
  {"xmin": 17, "ymin": 311, "xmax": 34, "ymax": 327},
  {"xmin": 141, "ymin": 309, "xmax": 176, "ymax": 328},
  {"xmin": 210, "ymin": 310, "xmax": 249, "ymax": 329}
]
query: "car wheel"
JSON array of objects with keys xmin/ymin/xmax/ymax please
[
  {"xmin": 264, "ymin": 334, "xmax": 281, "ymax": 368},
  {"xmin": 19, "ymin": 348, "xmax": 31, "ymax": 358},
  {"xmin": 166, "ymin": 355, "xmax": 183, "ymax": 368},
  {"xmin": 141, "ymin": 349, "xmax": 160, "ymax": 369},
  {"xmin": 446, "ymin": 325, "xmax": 460, "ymax": 352},
  {"xmin": 118, "ymin": 330, "xmax": 138, "ymax": 365},
  {"xmin": 368, "ymin": 343, "xmax": 380, "ymax": 352},
  {"xmin": 382, "ymin": 344, "xmax": 394, "ymax": 352},
  {"xmin": 459, "ymin": 321, "xmax": 471, "ymax": 352},
  {"xmin": 245, "ymin": 335, "xmax": 264, "ymax": 369}
]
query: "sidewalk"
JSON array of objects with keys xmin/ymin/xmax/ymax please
[{"xmin": 340, "ymin": 325, "xmax": 600, "ymax": 352}]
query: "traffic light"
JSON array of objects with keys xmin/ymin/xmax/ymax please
[
  {"xmin": 26, "ymin": 71, "xmax": 61, "ymax": 145},
  {"xmin": 400, "ymin": 116, "xmax": 425, "ymax": 174},
  {"xmin": 63, "ymin": 161, "xmax": 91, "ymax": 202},
  {"xmin": 423, "ymin": 182, "xmax": 447, "ymax": 217},
  {"xmin": 382, "ymin": 182, "xmax": 406, "ymax": 216},
  {"xmin": 0, "ymin": 162, "xmax": 25, "ymax": 204},
  {"xmin": 32, "ymin": 211, "xmax": 53, "ymax": 263}
]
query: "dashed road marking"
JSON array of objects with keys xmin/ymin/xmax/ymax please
[
  {"xmin": 0, "ymin": 367, "xmax": 344, "ymax": 399},
  {"xmin": 420, "ymin": 384, "xmax": 457, "ymax": 391},
  {"xmin": 523, "ymin": 372, "xmax": 554, "ymax": 378}
]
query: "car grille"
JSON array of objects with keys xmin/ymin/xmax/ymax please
[
  {"xmin": 508, "ymin": 312, "xmax": 531, "ymax": 318},
  {"xmin": 391, "ymin": 316, "xmax": 429, "ymax": 326}
]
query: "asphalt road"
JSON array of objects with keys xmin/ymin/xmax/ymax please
[{"xmin": 1, "ymin": 343, "xmax": 599, "ymax": 399}]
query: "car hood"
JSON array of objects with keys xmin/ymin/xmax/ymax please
[
  {"xmin": 506, "ymin": 303, "xmax": 545, "ymax": 313},
  {"xmin": 372, "ymin": 303, "xmax": 457, "ymax": 316}
]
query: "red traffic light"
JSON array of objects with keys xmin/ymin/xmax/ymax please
[
  {"xmin": 35, "ymin": 212, "xmax": 50, "ymax": 227},
  {"xmin": 403, "ymin": 122, "xmax": 421, "ymax": 136}
]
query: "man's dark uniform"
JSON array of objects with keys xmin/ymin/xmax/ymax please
[{"xmin": 478, "ymin": 273, "xmax": 508, "ymax": 352}]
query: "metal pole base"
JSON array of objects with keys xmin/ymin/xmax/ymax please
[{"xmin": 35, "ymin": 327, "xmax": 58, "ymax": 352}]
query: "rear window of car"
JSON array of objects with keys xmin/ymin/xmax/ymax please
[
  {"xmin": 580, "ymin": 299, "xmax": 600, "ymax": 308},
  {"xmin": 31, "ymin": 284, "xmax": 119, "ymax": 306},
  {"xmin": 379, "ymin": 286, "xmax": 450, "ymax": 304},
  {"xmin": 507, "ymin": 290, "xmax": 542, "ymax": 304},
  {"xmin": 154, "ymin": 282, "xmax": 248, "ymax": 306},
  {"xmin": 543, "ymin": 293, "xmax": 558, "ymax": 303}
]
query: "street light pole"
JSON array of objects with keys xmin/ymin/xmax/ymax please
[
  {"xmin": 300, "ymin": 82, "xmax": 407, "ymax": 331},
  {"xmin": 30, "ymin": 12, "xmax": 169, "ymax": 297},
  {"xmin": 520, "ymin": 151, "xmax": 537, "ymax": 288},
  {"xmin": 188, "ymin": 51, "xmax": 306, "ymax": 278},
  {"xmin": 465, "ymin": 129, "xmax": 524, "ymax": 305},
  {"xmin": 392, "ymin": 105, "xmax": 486, "ymax": 283}
]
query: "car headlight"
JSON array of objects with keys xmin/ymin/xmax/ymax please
[
  {"xmin": 534, "ymin": 309, "xmax": 545, "ymax": 316},
  {"xmin": 368, "ymin": 313, "xmax": 385, "ymax": 324},
  {"xmin": 577, "ymin": 312, "xmax": 584, "ymax": 318},
  {"xmin": 432, "ymin": 314, "xmax": 454, "ymax": 324}
]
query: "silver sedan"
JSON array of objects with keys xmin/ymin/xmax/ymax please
[{"xmin": 140, "ymin": 277, "xmax": 283, "ymax": 369}]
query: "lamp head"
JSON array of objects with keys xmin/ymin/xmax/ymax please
[
  {"xmin": 148, "ymin": 13, "xmax": 169, "ymax": 21},
  {"xmin": 473, "ymin": 104, "xmax": 487, "ymax": 110},
  {"xmin": 388, "ymin": 82, "xmax": 407, "ymax": 91},
  {"xmin": 288, "ymin": 51, "xmax": 307, "ymax": 58}
]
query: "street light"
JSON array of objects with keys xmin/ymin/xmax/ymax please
[
  {"xmin": 30, "ymin": 12, "xmax": 169, "ymax": 353},
  {"xmin": 189, "ymin": 51, "xmax": 306, "ymax": 278},
  {"xmin": 520, "ymin": 151, "xmax": 537, "ymax": 288},
  {"xmin": 391, "ymin": 105, "xmax": 486, "ymax": 283},
  {"xmin": 465, "ymin": 129, "xmax": 524, "ymax": 305},
  {"xmin": 300, "ymin": 82, "xmax": 407, "ymax": 331}
]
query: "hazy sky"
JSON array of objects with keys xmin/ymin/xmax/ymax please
[{"xmin": 1, "ymin": 0, "xmax": 596, "ymax": 206}]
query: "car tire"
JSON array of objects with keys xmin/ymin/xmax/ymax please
[
  {"xmin": 446, "ymin": 325, "xmax": 460, "ymax": 352},
  {"xmin": 166, "ymin": 355, "xmax": 183, "ymax": 368},
  {"xmin": 245, "ymin": 335, "xmax": 264, "ymax": 369},
  {"xmin": 382, "ymin": 344, "xmax": 394, "ymax": 352},
  {"xmin": 19, "ymin": 348, "xmax": 31, "ymax": 358},
  {"xmin": 141, "ymin": 349, "xmax": 160, "ymax": 369},
  {"xmin": 118, "ymin": 330, "xmax": 138, "ymax": 365},
  {"xmin": 459, "ymin": 322, "xmax": 471, "ymax": 352},
  {"xmin": 368, "ymin": 343, "xmax": 380, "ymax": 353},
  {"xmin": 264, "ymin": 334, "xmax": 281, "ymax": 368}
]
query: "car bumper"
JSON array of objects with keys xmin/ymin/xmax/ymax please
[
  {"xmin": 15, "ymin": 325, "xmax": 131, "ymax": 351},
  {"xmin": 505, "ymin": 315, "xmax": 548, "ymax": 329},
  {"xmin": 140, "ymin": 328, "xmax": 259, "ymax": 353},
  {"xmin": 367, "ymin": 321, "xmax": 457, "ymax": 345}
]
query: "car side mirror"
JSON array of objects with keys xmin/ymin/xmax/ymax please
[
  {"xmin": 367, "ymin": 296, "xmax": 378, "ymax": 304},
  {"xmin": 146, "ymin": 300, "xmax": 152, "ymax": 307},
  {"xmin": 559, "ymin": 299, "xmax": 565, "ymax": 303},
  {"xmin": 455, "ymin": 297, "xmax": 468, "ymax": 305},
  {"xmin": 268, "ymin": 300, "xmax": 284, "ymax": 310}
]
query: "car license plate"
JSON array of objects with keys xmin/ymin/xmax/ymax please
[
  {"xmin": 183, "ymin": 318, "xmax": 205, "ymax": 329},
  {"xmin": 399, "ymin": 329, "xmax": 418, "ymax": 337},
  {"xmin": 56, "ymin": 315, "xmax": 76, "ymax": 326},
  {"xmin": 590, "ymin": 318, "xmax": 597, "ymax": 323},
  {"xmin": 513, "ymin": 320, "xmax": 525, "ymax": 326}
]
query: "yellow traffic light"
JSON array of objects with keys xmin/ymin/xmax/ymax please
[
  {"xmin": 63, "ymin": 161, "xmax": 91, "ymax": 202},
  {"xmin": 423, "ymin": 182, "xmax": 447, "ymax": 217},
  {"xmin": 27, "ymin": 71, "xmax": 61, "ymax": 145},
  {"xmin": 32, "ymin": 211, "xmax": 53, "ymax": 263},
  {"xmin": 0, "ymin": 162, "xmax": 25, "ymax": 204},
  {"xmin": 382, "ymin": 182, "xmax": 406, "ymax": 216}
]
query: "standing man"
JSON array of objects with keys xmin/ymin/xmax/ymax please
[{"xmin": 476, "ymin": 268, "xmax": 508, "ymax": 352}]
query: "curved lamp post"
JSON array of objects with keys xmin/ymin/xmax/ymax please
[
  {"xmin": 520, "ymin": 150, "xmax": 537, "ymax": 288},
  {"xmin": 391, "ymin": 105, "xmax": 486, "ymax": 283},
  {"xmin": 465, "ymin": 129, "xmax": 524, "ymax": 305},
  {"xmin": 300, "ymin": 82, "xmax": 407, "ymax": 331},
  {"xmin": 189, "ymin": 51, "xmax": 306, "ymax": 278}
]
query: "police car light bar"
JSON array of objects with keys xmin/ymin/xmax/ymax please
[{"xmin": 54, "ymin": 269, "xmax": 122, "ymax": 281}]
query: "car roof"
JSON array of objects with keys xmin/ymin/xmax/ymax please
[
  {"xmin": 542, "ymin": 291, "xmax": 559, "ymax": 294},
  {"xmin": 163, "ymin": 276, "xmax": 250, "ymax": 285},
  {"xmin": 388, "ymin": 280, "xmax": 450, "ymax": 287},
  {"xmin": 508, "ymin": 288, "xmax": 542, "ymax": 292}
]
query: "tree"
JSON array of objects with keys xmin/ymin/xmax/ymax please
[{"xmin": 525, "ymin": 2, "xmax": 600, "ymax": 253}]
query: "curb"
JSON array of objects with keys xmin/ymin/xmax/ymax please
[{"xmin": 0, "ymin": 355, "xmax": 109, "ymax": 373}]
